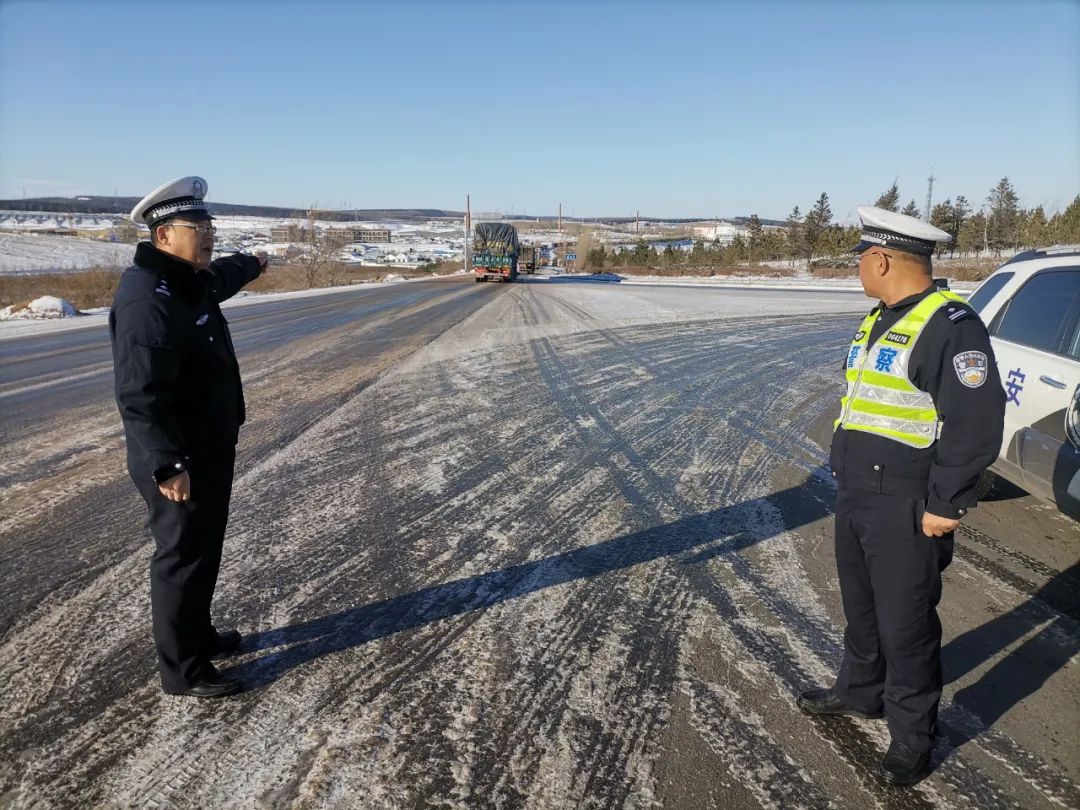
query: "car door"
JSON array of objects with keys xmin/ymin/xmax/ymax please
[{"xmin": 988, "ymin": 267, "xmax": 1080, "ymax": 516}]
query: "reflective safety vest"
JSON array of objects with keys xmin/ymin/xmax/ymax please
[{"xmin": 836, "ymin": 289, "xmax": 967, "ymax": 448}]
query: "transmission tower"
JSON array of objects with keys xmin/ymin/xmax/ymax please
[{"xmin": 923, "ymin": 169, "xmax": 935, "ymax": 221}]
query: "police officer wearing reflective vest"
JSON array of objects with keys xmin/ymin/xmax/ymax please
[
  {"xmin": 798, "ymin": 206, "xmax": 1005, "ymax": 784},
  {"xmin": 110, "ymin": 176, "xmax": 267, "ymax": 698}
]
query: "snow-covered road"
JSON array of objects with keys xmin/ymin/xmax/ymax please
[{"xmin": 0, "ymin": 278, "xmax": 1075, "ymax": 809}]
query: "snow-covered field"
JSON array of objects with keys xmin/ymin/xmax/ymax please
[
  {"xmin": 0, "ymin": 233, "xmax": 135, "ymax": 274},
  {"xmin": 0, "ymin": 212, "xmax": 119, "ymax": 231},
  {"xmin": 0, "ymin": 212, "xmax": 468, "ymax": 274}
]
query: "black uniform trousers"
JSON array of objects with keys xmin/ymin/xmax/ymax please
[
  {"xmin": 128, "ymin": 447, "xmax": 236, "ymax": 693},
  {"xmin": 832, "ymin": 484, "xmax": 954, "ymax": 753}
]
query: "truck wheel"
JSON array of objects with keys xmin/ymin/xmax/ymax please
[{"xmin": 475, "ymin": 277, "xmax": 484, "ymax": 283}]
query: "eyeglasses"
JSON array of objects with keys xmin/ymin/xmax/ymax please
[{"xmin": 169, "ymin": 221, "xmax": 216, "ymax": 236}]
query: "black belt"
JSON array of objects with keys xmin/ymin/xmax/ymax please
[{"xmin": 832, "ymin": 466, "xmax": 929, "ymax": 499}]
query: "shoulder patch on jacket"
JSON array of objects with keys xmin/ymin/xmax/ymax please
[
  {"xmin": 953, "ymin": 351, "xmax": 988, "ymax": 387},
  {"xmin": 945, "ymin": 304, "xmax": 971, "ymax": 323}
]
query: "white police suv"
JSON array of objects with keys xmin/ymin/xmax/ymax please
[{"xmin": 966, "ymin": 246, "xmax": 1080, "ymax": 519}]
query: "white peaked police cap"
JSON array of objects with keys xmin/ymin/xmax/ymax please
[
  {"xmin": 851, "ymin": 206, "xmax": 951, "ymax": 257},
  {"xmin": 130, "ymin": 176, "xmax": 212, "ymax": 226}
]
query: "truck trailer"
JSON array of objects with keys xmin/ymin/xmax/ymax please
[{"xmin": 472, "ymin": 223, "xmax": 520, "ymax": 282}]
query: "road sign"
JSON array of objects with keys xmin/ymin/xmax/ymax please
[{"xmin": 565, "ymin": 253, "xmax": 577, "ymax": 260}]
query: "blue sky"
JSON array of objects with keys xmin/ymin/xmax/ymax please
[{"xmin": 1, "ymin": 0, "xmax": 1077, "ymax": 221}]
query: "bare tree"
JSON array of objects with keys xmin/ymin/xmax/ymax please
[
  {"xmin": 300, "ymin": 227, "xmax": 349, "ymax": 288},
  {"xmin": 575, "ymin": 229, "xmax": 600, "ymax": 269}
]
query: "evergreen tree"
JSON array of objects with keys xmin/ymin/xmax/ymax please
[
  {"xmin": 901, "ymin": 199, "xmax": 921, "ymax": 218},
  {"xmin": 818, "ymin": 225, "xmax": 854, "ymax": 258},
  {"xmin": 986, "ymin": 176, "xmax": 1021, "ymax": 253},
  {"xmin": 929, "ymin": 198, "xmax": 956, "ymax": 256},
  {"xmin": 930, "ymin": 199, "xmax": 952, "ymax": 229},
  {"xmin": 746, "ymin": 214, "xmax": 763, "ymax": 262},
  {"xmin": 785, "ymin": 206, "xmax": 803, "ymax": 263},
  {"xmin": 629, "ymin": 240, "xmax": 653, "ymax": 267},
  {"xmin": 949, "ymin": 197, "xmax": 971, "ymax": 256},
  {"xmin": 690, "ymin": 240, "xmax": 710, "ymax": 267},
  {"xmin": 730, "ymin": 234, "xmax": 748, "ymax": 262},
  {"xmin": 874, "ymin": 182, "xmax": 900, "ymax": 212},
  {"xmin": 1020, "ymin": 206, "xmax": 1049, "ymax": 248},
  {"xmin": 1048, "ymin": 195, "xmax": 1080, "ymax": 244},
  {"xmin": 957, "ymin": 212, "xmax": 987, "ymax": 256},
  {"xmin": 760, "ymin": 230, "xmax": 786, "ymax": 261},
  {"xmin": 803, "ymin": 193, "xmax": 833, "ymax": 263}
]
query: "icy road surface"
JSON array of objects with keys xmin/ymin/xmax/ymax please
[{"xmin": 0, "ymin": 276, "xmax": 1076, "ymax": 809}]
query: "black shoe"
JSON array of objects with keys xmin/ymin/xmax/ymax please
[
  {"xmin": 172, "ymin": 668, "xmax": 242, "ymax": 699},
  {"xmin": 208, "ymin": 628, "xmax": 243, "ymax": 658},
  {"xmin": 879, "ymin": 740, "xmax": 930, "ymax": 786},
  {"xmin": 796, "ymin": 688, "xmax": 884, "ymax": 720}
]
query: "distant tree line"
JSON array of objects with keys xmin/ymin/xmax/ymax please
[{"xmin": 582, "ymin": 178, "xmax": 1080, "ymax": 271}]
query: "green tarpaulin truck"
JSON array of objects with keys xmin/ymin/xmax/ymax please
[{"xmin": 472, "ymin": 223, "xmax": 520, "ymax": 282}]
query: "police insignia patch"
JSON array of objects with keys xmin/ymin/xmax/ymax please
[{"xmin": 953, "ymin": 351, "xmax": 988, "ymax": 388}]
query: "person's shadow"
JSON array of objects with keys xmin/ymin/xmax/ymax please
[
  {"xmin": 224, "ymin": 475, "xmax": 835, "ymax": 689},
  {"xmin": 940, "ymin": 560, "xmax": 1080, "ymax": 748}
]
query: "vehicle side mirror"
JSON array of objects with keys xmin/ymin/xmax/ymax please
[{"xmin": 1067, "ymin": 385, "xmax": 1080, "ymax": 450}]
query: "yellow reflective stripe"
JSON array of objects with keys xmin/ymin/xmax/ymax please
[
  {"xmin": 857, "ymin": 312, "xmax": 878, "ymax": 333},
  {"xmin": 859, "ymin": 370, "xmax": 916, "ymax": 391},
  {"xmin": 849, "ymin": 399, "xmax": 938, "ymax": 421},
  {"xmin": 904, "ymin": 290, "xmax": 965, "ymax": 330}
]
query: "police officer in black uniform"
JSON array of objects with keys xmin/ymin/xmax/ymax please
[
  {"xmin": 111, "ymin": 176, "xmax": 267, "ymax": 698},
  {"xmin": 798, "ymin": 206, "xmax": 1006, "ymax": 784}
]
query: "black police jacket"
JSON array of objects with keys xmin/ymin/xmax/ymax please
[
  {"xmin": 830, "ymin": 285, "xmax": 1006, "ymax": 519},
  {"xmin": 110, "ymin": 242, "xmax": 263, "ymax": 480}
]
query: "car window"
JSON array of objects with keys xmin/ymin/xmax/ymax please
[
  {"xmin": 993, "ymin": 268, "xmax": 1080, "ymax": 357},
  {"xmin": 967, "ymin": 271, "xmax": 1014, "ymax": 314}
]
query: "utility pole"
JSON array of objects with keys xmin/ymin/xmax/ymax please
[
  {"xmin": 923, "ymin": 169, "xmax": 935, "ymax": 221},
  {"xmin": 465, "ymin": 194, "xmax": 471, "ymax": 271}
]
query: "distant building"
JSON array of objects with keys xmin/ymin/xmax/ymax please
[
  {"xmin": 269, "ymin": 224, "xmax": 390, "ymax": 243},
  {"xmin": 270, "ymin": 224, "xmax": 306, "ymax": 242},
  {"xmin": 692, "ymin": 221, "xmax": 743, "ymax": 244},
  {"xmin": 334, "ymin": 226, "xmax": 390, "ymax": 243}
]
